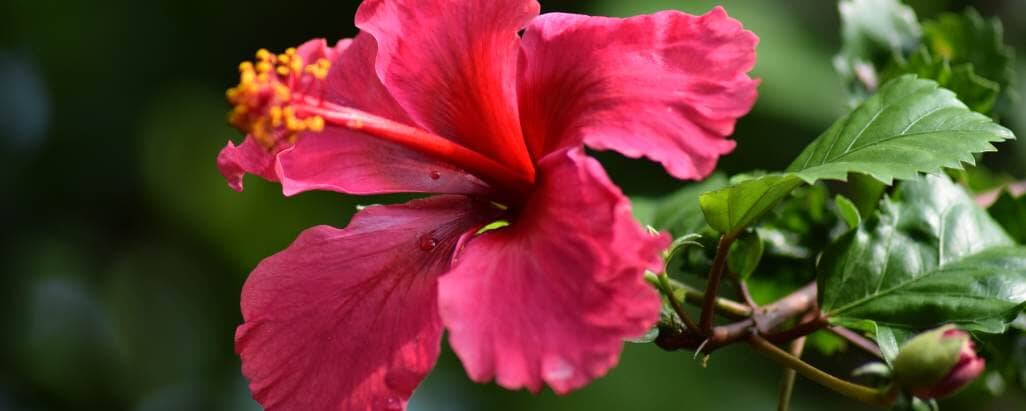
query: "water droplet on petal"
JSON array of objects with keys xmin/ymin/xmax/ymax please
[
  {"xmin": 544, "ymin": 357, "xmax": 576, "ymax": 382},
  {"xmin": 418, "ymin": 234, "xmax": 438, "ymax": 251},
  {"xmin": 381, "ymin": 396, "xmax": 403, "ymax": 411},
  {"xmin": 429, "ymin": 170, "xmax": 441, "ymax": 180}
]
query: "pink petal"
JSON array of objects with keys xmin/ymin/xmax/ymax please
[
  {"xmin": 355, "ymin": 0, "xmax": 539, "ymax": 176},
  {"xmin": 217, "ymin": 137, "xmax": 279, "ymax": 192},
  {"xmin": 518, "ymin": 7, "xmax": 759, "ymax": 180},
  {"xmin": 276, "ymin": 127, "xmax": 492, "ymax": 196},
  {"xmin": 439, "ymin": 148, "xmax": 670, "ymax": 394},
  {"xmin": 236, "ymin": 196, "xmax": 499, "ymax": 411}
]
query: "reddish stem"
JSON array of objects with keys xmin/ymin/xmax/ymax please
[
  {"xmin": 700, "ymin": 235, "xmax": 736, "ymax": 334},
  {"xmin": 765, "ymin": 315, "xmax": 828, "ymax": 344},
  {"xmin": 657, "ymin": 281, "xmax": 819, "ymax": 353},
  {"xmin": 828, "ymin": 326, "xmax": 884, "ymax": 359}
]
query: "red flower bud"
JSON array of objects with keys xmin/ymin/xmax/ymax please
[{"xmin": 892, "ymin": 326, "xmax": 985, "ymax": 399}]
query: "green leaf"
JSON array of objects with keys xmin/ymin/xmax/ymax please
[
  {"xmin": 882, "ymin": 47, "xmax": 1001, "ymax": 114},
  {"xmin": 700, "ymin": 76, "xmax": 1013, "ymax": 236},
  {"xmin": 728, "ymin": 231, "xmax": 764, "ymax": 280},
  {"xmin": 874, "ymin": 324, "xmax": 907, "ymax": 364},
  {"xmin": 639, "ymin": 174, "xmax": 727, "ymax": 237},
  {"xmin": 834, "ymin": 0, "xmax": 921, "ymax": 99},
  {"xmin": 818, "ymin": 174, "xmax": 1026, "ymax": 333},
  {"xmin": 922, "ymin": 9, "xmax": 1015, "ymax": 97},
  {"xmin": 835, "ymin": 195, "xmax": 862, "ymax": 229},
  {"xmin": 988, "ymin": 191, "xmax": 1026, "ymax": 244},
  {"xmin": 699, "ymin": 174, "xmax": 804, "ymax": 237},
  {"xmin": 787, "ymin": 76, "xmax": 1013, "ymax": 185}
]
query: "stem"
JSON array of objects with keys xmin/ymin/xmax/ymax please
[
  {"xmin": 663, "ymin": 277, "xmax": 752, "ymax": 318},
  {"xmin": 738, "ymin": 279, "xmax": 759, "ymax": 308},
  {"xmin": 778, "ymin": 337, "xmax": 807, "ymax": 411},
  {"xmin": 829, "ymin": 326, "xmax": 884, "ymax": 360},
  {"xmin": 755, "ymin": 282, "xmax": 818, "ymax": 335},
  {"xmin": 700, "ymin": 235, "xmax": 736, "ymax": 333},
  {"xmin": 766, "ymin": 315, "xmax": 828, "ymax": 344},
  {"xmin": 750, "ymin": 335, "xmax": 895, "ymax": 407},
  {"xmin": 658, "ymin": 274, "xmax": 701, "ymax": 334},
  {"xmin": 657, "ymin": 281, "xmax": 819, "ymax": 353}
]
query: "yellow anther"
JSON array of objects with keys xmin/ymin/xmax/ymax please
[
  {"xmin": 274, "ymin": 84, "xmax": 290, "ymax": 100},
  {"xmin": 227, "ymin": 46, "xmax": 333, "ymax": 150},
  {"xmin": 304, "ymin": 58, "xmax": 332, "ymax": 80},
  {"xmin": 307, "ymin": 116, "xmax": 325, "ymax": 132},
  {"xmin": 240, "ymin": 69, "xmax": 255, "ymax": 84}
]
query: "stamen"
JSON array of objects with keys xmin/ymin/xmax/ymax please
[{"xmin": 226, "ymin": 48, "xmax": 330, "ymax": 149}]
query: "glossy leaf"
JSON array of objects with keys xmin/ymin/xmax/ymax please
[
  {"xmin": 819, "ymin": 175, "xmax": 1026, "ymax": 333},
  {"xmin": 835, "ymin": 194, "xmax": 862, "ymax": 230},
  {"xmin": 787, "ymin": 76, "xmax": 1014, "ymax": 185},
  {"xmin": 700, "ymin": 76, "xmax": 1013, "ymax": 237},
  {"xmin": 699, "ymin": 174, "xmax": 803, "ymax": 237},
  {"xmin": 875, "ymin": 324, "xmax": 903, "ymax": 364}
]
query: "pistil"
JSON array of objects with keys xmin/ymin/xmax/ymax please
[{"xmin": 298, "ymin": 99, "xmax": 535, "ymax": 194}]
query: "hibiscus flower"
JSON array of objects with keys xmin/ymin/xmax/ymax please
[{"xmin": 217, "ymin": 1, "xmax": 758, "ymax": 409}]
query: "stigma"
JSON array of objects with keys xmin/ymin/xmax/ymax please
[{"xmin": 226, "ymin": 48, "xmax": 332, "ymax": 149}]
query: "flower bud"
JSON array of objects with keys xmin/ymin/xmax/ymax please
[{"xmin": 892, "ymin": 325, "xmax": 985, "ymax": 399}]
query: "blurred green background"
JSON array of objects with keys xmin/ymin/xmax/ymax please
[{"xmin": 1, "ymin": 0, "xmax": 1024, "ymax": 410}]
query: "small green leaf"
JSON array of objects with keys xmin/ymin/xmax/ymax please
[
  {"xmin": 875, "ymin": 324, "xmax": 903, "ymax": 364},
  {"xmin": 988, "ymin": 191, "xmax": 1026, "ymax": 244},
  {"xmin": 819, "ymin": 175, "xmax": 1026, "ymax": 332},
  {"xmin": 728, "ymin": 231, "xmax": 764, "ymax": 280},
  {"xmin": 788, "ymin": 76, "xmax": 1014, "ymax": 185},
  {"xmin": 699, "ymin": 174, "xmax": 803, "ymax": 237},
  {"xmin": 835, "ymin": 194, "xmax": 862, "ymax": 229}
]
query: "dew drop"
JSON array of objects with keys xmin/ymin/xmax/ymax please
[
  {"xmin": 429, "ymin": 170, "xmax": 441, "ymax": 180},
  {"xmin": 544, "ymin": 357, "xmax": 576, "ymax": 382},
  {"xmin": 382, "ymin": 396, "xmax": 403, "ymax": 411},
  {"xmin": 418, "ymin": 234, "xmax": 438, "ymax": 251}
]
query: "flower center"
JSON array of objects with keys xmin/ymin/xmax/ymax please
[
  {"xmin": 226, "ymin": 47, "xmax": 535, "ymax": 195},
  {"xmin": 226, "ymin": 48, "xmax": 331, "ymax": 149}
]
